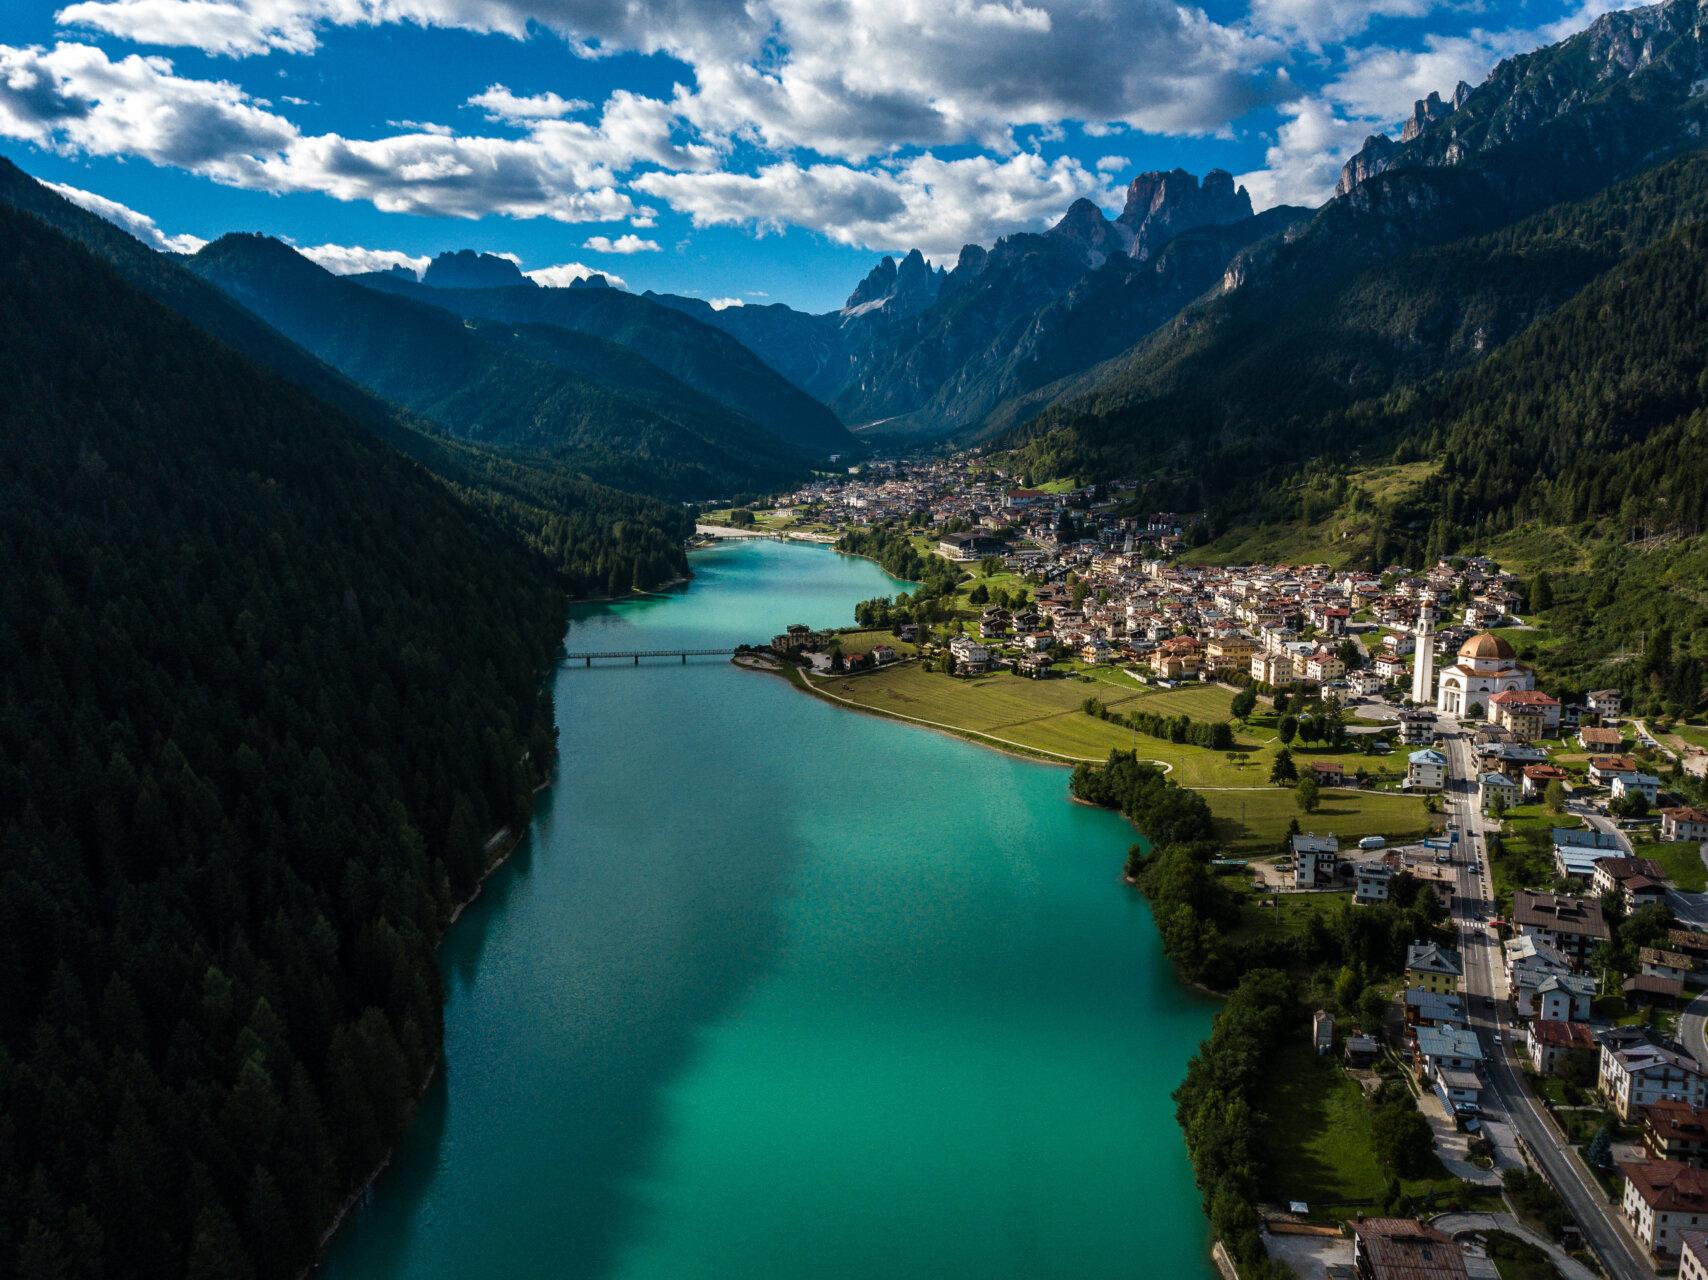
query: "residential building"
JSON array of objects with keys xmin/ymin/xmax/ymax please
[
  {"xmin": 1619, "ymin": 1159, "xmax": 1708, "ymax": 1261},
  {"xmin": 947, "ymin": 636, "xmax": 991, "ymax": 674},
  {"xmin": 1415, "ymin": 1025, "xmax": 1483, "ymax": 1111},
  {"xmin": 1404, "ymin": 988, "xmax": 1467, "ymax": 1028},
  {"xmin": 1478, "ymin": 771, "xmax": 1520, "ymax": 811},
  {"xmin": 1305, "ymin": 648, "xmax": 1345, "ymax": 684},
  {"xmin": 1487, "ymin": 689, "xmax": 1562, "ymax": 738},
  {"xmin": 1594, "ymin": 857, "xmax": 1670, "ymax": 910},
  {"xmin": 1527, "ymin": 1019, "xmax": 1597, "ymax": 1074},
  {"xmin": 1588, "ymin": 688, "xmax": 1624, "ymax": 719},
  {"xmin": 1407, "ymin": 748, "xmax": 1447, "ymax": 791},
  {"xmin": 1405, "ymin": 941, "xmax": 1463, "ymax": 995},
  {"xmin": 1522, "ymin": 763, "xmax": 1570, "ymax": 799},
  {"xmin": 936, "ymin": 531, "xmax": 1005, "ymax": 561},
  {"xmin": 1602, "ymin": 1043, "xmax": 1708, "ymax": 1120},
  {"xmin": 1291, "ymin": 833, "xmax": 1340, "ymax": 888},
  {"xmin": 1397, "ymin": 710, "xmax": 1436, "ymax": 745},
  {"xmin": 1552, "ymin": 828, "xmax": 1623, "ymax": 880},
  {"xmin": 1354, "ymin": 862, "xmax": 1392, "ymax": 905},
  {"xmin": 1589, "ymin": 754, "xmax": 1641, "ymax": 785},
  {"xmin": 1643, "ymin": 1101, "xmax": 1708, "ymax": 1165},
  {"xmin": 1613, "ymin": 773, "xmax": 1664, "ymax": 806},
  {"xmin": 1578, "ymin": 725, "xmax": 1625, "ymax": 752},
  {"xmin": 1511, "ymin": 971, "xmax": 1596, "ymax": 1022},
  {"xmin": 1683, "ymin": 1231, "xmax": 1708, "ymax": 1280},
  {"xmin": 1204, "ymin": 633, "xmax": 1257, "ymax": 675},
  {"xmin": 1663, "ymin": 807, "xmax": 1708, "ymax": 844},
  {"xmin": 1374, "ymin": 653, "xmax": 1409, "ymax": 683},
  {"xmin": 1644, "ymin": 949, "xmax": 1695, "ymax": 983},
  {"xmin": 1510, "ymin": 890, "xmax": 1609, "ymax": 970},
  {"xmin": 871, "ymin": 644, "xmax": 897, "ymax": 665},
  {"xmin": 1350, "ymin": 1219, "xmax": 1469, "ymax": 1280}
]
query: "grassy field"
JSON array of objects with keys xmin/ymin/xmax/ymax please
[
  {"xmin": 1639, "ymin": 839, "xmax": 1708, "ymax": 893},
  {"xmin": 792, "ymin": 659, "xmax": 1432, "ymax": 847},
  {"xmin": 1223, "ymin": 890, "xmax": 1351, "ymax": 946},
  {"xmin": 1255, "ymin": 1040, "xmax": 1449, "ymax": 1211},
  {"xmin": 1208, "ymin": 787, "xmax": 1431, "ymax": 853}
]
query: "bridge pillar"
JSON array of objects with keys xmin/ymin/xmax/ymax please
[
  {"xmin": 681, "ymin": 652, "xmax": 686, "ymax": 664},
  {"xmin": 585, "ymin": 656, "xmax": 591, "ymax": 668},
  {"xmin": 634, "ymin": 654, "xmax": 639, "ymax": 666}
]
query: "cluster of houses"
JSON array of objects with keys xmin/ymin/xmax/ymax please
[{"xmin": 1390, "ymin": 878, "xmax": 1708, "ymax": 1266}]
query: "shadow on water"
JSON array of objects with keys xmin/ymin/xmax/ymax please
[{"xmin": 324, "ymin": 655, "xmax": 818, "ymax": 1280}]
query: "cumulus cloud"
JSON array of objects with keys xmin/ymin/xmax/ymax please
[
  {"xmin": 707, "ymin": 296, "xmax": 742, "ymax": 309},
  {"xmin": 39, "ymin": 178, "xmax": 208, "ymax": 252},
  {"xmin": 1245, "ymin": 0, "xmax": 1441, "ymax": 45},
  {"xmin": 583, "ymin": 232, "xmax": 659, "ymax": 252},
  {"xmin": 0, "ymin": 42, "xmax": 730, "ymax": 221},
  {"xmin": 636, "ymin": 151, "xmax": 1111, "ymax": 257},
  {"xmin": 466, "ymin": 83, "xmax": 590, "ymax": 122},
  {"xmin": 295, "ymin": 242, "xmax": 430, "ymax": 275},
  {"xmin": 1094, "ymin": 154, "xmax": 1129, "ymax": 173},
  {"xmin": 55, "ymin": 0, "xmax": 1283, "ymax": 159},
  {"xmin": 526, "ymin": 260, "xmax": 628, "ymax": 288}
]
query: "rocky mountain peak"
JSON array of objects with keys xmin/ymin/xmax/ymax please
[
  {"xmin": 1335, "ymin": 134, "xmax": 1401, "ymax": 198},
  {"xmin": 1046, "ymin": 197, "xmax": 1126, "ymax": 268},
  {"xmin": 842, "ymin": 247, "xmax": 944, "ymax": 317},
  {"xmin": 421, "ymin": 249, "xmax": 534, "ymax": 289},
  {"xmin": 1116, "ymin": 168, "xmax": 1253, "ymax": 260},
  {"xmin": 1400, "ymin": 90, "xmax": 1455, "ymax": 142}
]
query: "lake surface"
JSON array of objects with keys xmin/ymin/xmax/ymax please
[{"xmin": 323, "ymin": 538, "xmax": 1217, "ymax": 1280}]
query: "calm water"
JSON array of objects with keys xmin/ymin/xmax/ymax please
[{"xmin": 323, "ymin": 539, "xmax": 1217, "ymax": 1280}]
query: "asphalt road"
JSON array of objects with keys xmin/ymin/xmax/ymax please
[{"xmin": 1438, "ymin": 727, "xmax": 1656, "ymax": 1280}]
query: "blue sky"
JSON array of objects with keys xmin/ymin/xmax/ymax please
[{"xmin": 0, "ymin": 0, "xmax": 1641, "ymax": 311}]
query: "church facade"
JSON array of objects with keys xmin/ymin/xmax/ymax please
[{"xmin": 1436, "ymin": 632, "xmax": 1534, "ymax": 716}]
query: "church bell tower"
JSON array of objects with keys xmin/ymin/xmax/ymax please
[{"xmin": 1411, "ymin": 609, "xmax": 1436, "ymax": 706}]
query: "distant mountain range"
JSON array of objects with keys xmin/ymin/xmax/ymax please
[
  {"xmin": 1000, "ymin": 0, "xmax": 1708, "ymax": 500},
  {"xmin": 643, "ymin": 168, "xmax": 1298, "ymax": 440}
]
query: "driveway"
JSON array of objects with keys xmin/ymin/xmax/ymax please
[{"xmin": 1430, "ymin": 1212, "xmax": 1600, "ymax": 1280}]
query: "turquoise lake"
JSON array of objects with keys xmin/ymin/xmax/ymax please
[{"xmin": 323, "ymin": 538, "xmax": 1218, "ymax": 1280}]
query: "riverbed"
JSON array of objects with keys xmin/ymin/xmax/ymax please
[{"xmin": 322, "ymin": 538, "xmax": 1217, "ymax": 1280}]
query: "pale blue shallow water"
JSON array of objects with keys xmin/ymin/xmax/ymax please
[{"xmin": 323, "ymin": 539, "xmax": 1217, "ymax": 1280}]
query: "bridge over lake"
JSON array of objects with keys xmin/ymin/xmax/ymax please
[{"xmin": 564, "ymin": 648, "xmax": 735, "ymax": 666}]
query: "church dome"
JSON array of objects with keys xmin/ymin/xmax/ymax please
[{"xmin": 1459, "ymin": 632, "xmax": 1515, "ymax": 662}]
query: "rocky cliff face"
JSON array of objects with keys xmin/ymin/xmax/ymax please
[
  {"xmin": 1337, "ymin": 0, "xmax": 1708, "ymax": 201},
  {"xmin": 1115, "ymin": 168, "xmax": 1253, "ymax": 259},
  {"xmin": 421, "ymin": 249, "xmax": 535, "ymax": 290},
  {"xmin": 841, "ymin": 247, "xmax": 944, "ymax": 317}
]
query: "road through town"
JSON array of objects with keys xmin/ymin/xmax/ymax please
[{"xmin": 1439, "ymin": 727, "xmax": 1655, "ymax": 1280}]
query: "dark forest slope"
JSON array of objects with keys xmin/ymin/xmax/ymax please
[{"xmin": 0, "ymin": 202, "xmax": 566, "ymax": 1280}]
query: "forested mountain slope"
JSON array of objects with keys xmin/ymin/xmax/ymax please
[
  {"xmin": 0, "ymin": 161, "xmax": 692, "ymax": 594},
  {"xmin": 0, "ymin": 202, "xmax": 566, "ymax": 1279},
  {"xmin": 190, "ymin": 234, "xmax": 809, "ymax": 500},
  {"xmin": 1000, "ymin": 0, "xmax": 1708, "ymax": 483},
  {"xmin": 352, "ymin": 272, "xmax": 854, "ymax": 456}
]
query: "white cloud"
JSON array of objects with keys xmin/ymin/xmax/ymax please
[
  {"xmin": 466, "ymin": 83, "xmax": 590, "ymax": 122},
  {"xmin": 583, "ymin": 232, "xmax": 660, "ymax": 253},
  {"xmin": 295, "ymin": 242, "xmax": 429, "ymax": 275},
  {"xmin": 526, "ymin": 260, "xmax": 628, "ymax": 289},
  {"xmin": 1094, "ymin": 154, "xmax": 1129, "ymax": 173},
  {"xmin": 635, "ymin": 150, "xmax": 1111, "ymax": 257},
  {"xmin": 1245, "ymin": 0, "xmax": 1440, "ymax": 45},
  {"xmin": 38, "ymin": 177, "xmax": 208, "ymax": 252},
  {"xmin": 386, "ymin": 117, "xmax": 453, "ymax": 135},
  {"xmin": 707, "ymin": 296, "xmax": 742, "ymax": 309},
  {"xmin": 54, "ymin": 0, "xmax": 1283, "ymax": 159},
  {"xmin": 0, "ymin": 42, "xmax": 729, "ymax": 222},
  {"xmin": 745, "ymin": 289, "xmax": 767, "ymax": 296}
]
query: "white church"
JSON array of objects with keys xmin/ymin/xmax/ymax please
[{"xmin": 1413, "ymin": 616, "xmax": 1534, "ymax": 716}]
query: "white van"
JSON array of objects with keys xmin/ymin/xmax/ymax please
[{"xmin": 1359, "ymin": 836, "xmax": 1386, "ymax": 851}]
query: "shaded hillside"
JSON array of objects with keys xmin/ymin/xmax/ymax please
[
  {"xmin": 0, "ymin": 160, "xmax": 692, "ymax": 593},
  {"xmin": 353, "ymin": 272, "xmax": 854, "ymax": 456},
  {"xmin": 190, "ymin": 235, "xmax": 807, "ymax": 500},
  {"xmin": 0, "ymin": 201, "xmax": 565, "ymax": 1280}
]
